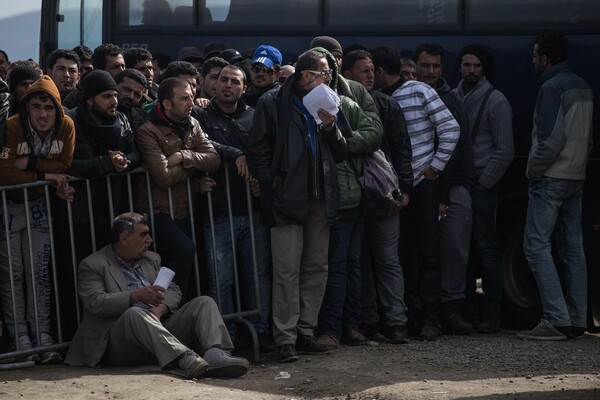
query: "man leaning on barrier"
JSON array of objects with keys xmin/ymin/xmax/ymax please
[
  {"xmin": 65, "ymin": 212, "xmax": 249, "ymax": 379},
  {"xmin": 196, "ymin": 65, "xmax": 274, "ymax": 353},
  {"xmin": 0, "ymin": 75, "xmax": 75, "ymax": 364}
]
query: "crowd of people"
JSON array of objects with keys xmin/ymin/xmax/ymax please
[{"xmin": 0, "ymin": 33, "xmax": 593, "ymax": 379}]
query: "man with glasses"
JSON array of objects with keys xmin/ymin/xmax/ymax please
[
  {"xmin": 242, "ymin": 45, "xmax": 282, "ymax": 107},
  {"xmin": 247, "ymin": 50, "xmax": 348, "ymax": 363}
]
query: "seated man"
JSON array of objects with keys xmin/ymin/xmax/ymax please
[{"xmin": 65, "ymin": 212, "xmax": 249, "ymax": 379}]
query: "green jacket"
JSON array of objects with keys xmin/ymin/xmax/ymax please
[{"xmin": 337, "ymin": 96, "xmax": 381, "ymax": 210}]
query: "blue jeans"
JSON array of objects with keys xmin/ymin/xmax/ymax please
[
  {"xmin": 523, "ymin": 178, "xmax": 587, "ymax": 328},
  {"xmin": 360, "ymin": 213, "xmax": 408, "ymax": 328},
  {"xmin": 440, "ymin": 185, "xmax": 473, "ymax": 303},
  {"xmin": 467, "ymin": 184, "xmax": 502, "ymax": 317},
  {"xmin": 318, "ymin": 207, "xmax": 362, "ymax": 339},
  {"xmin": 204, "ymin": 213, "xmax": 271, "ymax": 334}
]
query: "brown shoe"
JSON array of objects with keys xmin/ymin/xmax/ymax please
[
  {"xmin": 317, "ymin": 334, "xmax": 339, "ymax": 347},
  {"xmin": 343, "ymin": 327, "xmax": 368, "ymax": 346}
]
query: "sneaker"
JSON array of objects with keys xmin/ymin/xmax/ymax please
[
  {"xmin": 177, "ymin": 350, "xmax": 209, "ymax": 379},
  {"xmin": 419, "ymin": 319, "xmax": 440, "ymax": 341},
  {"xmin": 295, "ymin": 334, "xmax": 328, "ymax": 354},
  {"xmin": 343, "ymin": 327, "xmax": 368, "ymax": 346},
  {"xmin": 15, "ymin": 335, "xmax": 40, "ymax": 364},
  {"xmin": 317, "ymin": 334, "xmax": 339, "ymax": 347},
  {"xmin": 41, "ymin": 351, "xmax": 63, "ymax": 364},
  {"xmin": 257, "ymin": 330, "xmax": 276, "ymax": 354},
  {"xmin": 478, "ymin": 314, "xmax": 501, "ymax": 334},
  {"xmin": 517, "ymin": 319, "xmax": 568, "ymax": 341},
  {"xmin": 38, "ymin": 333, "xmax": 63, "ymax": 364},
  {"xmin": 202, "ymin": 347, "xmax": 249, "ymax": 378},
  {"xmin": 386, "ymin": 325, "xmax": 409, "ymax": 344},
  {"xmin": 278, "ymin": 344, "xmax": 299, "ymax": 363}
]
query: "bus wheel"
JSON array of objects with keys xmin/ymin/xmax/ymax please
[{"xmin": 501, "ymin": 226, "xmax": 542, "ymax": 329}]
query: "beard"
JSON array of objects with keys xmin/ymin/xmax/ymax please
[{"xmin": 90, "ymin": 101, "xmax": 117, "ymax": 122}]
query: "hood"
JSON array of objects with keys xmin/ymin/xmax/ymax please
[
  {"xmin": 310, "ymin": 47, "xmax": 339, "ymax": 90},
  {"xmin": 19, "ymin": 75, "xmax": 65, "ymax": 132},
  {"xmin": 436, "ymin": 77, "xmax": 452, "ymax": 94}
]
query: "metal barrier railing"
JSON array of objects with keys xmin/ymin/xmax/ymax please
[{"xmin": 0, "ymin": 165, "xmax": 267, "ymax": 368}]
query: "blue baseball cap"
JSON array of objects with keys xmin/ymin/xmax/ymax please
[{"xmin": 252, "ymin": 45, "xmax": 282, "ymax": 69}]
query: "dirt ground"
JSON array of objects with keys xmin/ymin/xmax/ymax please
[{"xmin": 2, "ymin": 330, "xmax": 600, "ymax": 400}]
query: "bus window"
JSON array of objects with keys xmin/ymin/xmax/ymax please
[
  {"xmin": 123, "ymin": 0, "xmax": 194, "ymax": 28},
  {"xmin": 58, "ymin": 0, "xmax": 102, "ymax": 51},
  {"xmin": 466, "ymin": 0, "xmax": 600, "ymax": 29},
  {"xmin": 326, "ymin": 0, "xmax": 460, "ymax": 31},
  {"xmin": 224, "ymin": 0, "xmax": 319, "ymax": 28},
  {"xmin": 205, "ymin": 0, "xmax": 230, "ymax": 22}
]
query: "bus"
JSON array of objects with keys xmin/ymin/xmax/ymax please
[{"xmin": 38, "ymin": 0, "xmax": 600, "ymax": 328}]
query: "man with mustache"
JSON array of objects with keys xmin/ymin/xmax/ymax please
[
  {"xmin": 46, "ymin": 49, "xmax": 81, "ymax": 103},
  {"xmin": 65, "ymin": 212, "xmax": 249, "ymax": 379},
  {"xmin": 115, "ymin": 69, "xmax": 148, "ymax": 133},
  {"xmin": 136, "ymin": 77, "xmax": 219, "ymax": 300},
  {"xmin": 453, "ymin": 45, "xmax": 514, "ymax": 334}
]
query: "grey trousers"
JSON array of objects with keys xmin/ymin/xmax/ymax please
[
  {"xmin": 105, "ymin": 296, "xmax": 233, "ymax": 369},
  {"xmin": 271, "ymin": 200, "xmax": 330, "ymax": 346},
  {"xmin": 0, "ymin": 197, "xmax": 52, "ymax": 340},
  {"xmin": 439, "ymin": 185, "xmax": 473, "ymax": 303}
]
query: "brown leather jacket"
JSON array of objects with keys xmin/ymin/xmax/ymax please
[{"xmin": 136, "ymin": 106, "xmax": 219, "ymax": 219}]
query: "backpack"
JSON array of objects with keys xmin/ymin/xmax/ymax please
[{"xmin": 350, "ymin": 149, "xmax": 403, "ymax": 219}]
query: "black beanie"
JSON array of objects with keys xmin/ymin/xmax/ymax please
[
  {"xmin": 310, "ymin": 36, "xmax": 343, "ymax": 55},
  {"xmin": 80, "ymin": 69, "xmax": 118, "ymax": 101},
  {"xmin": 9, "ymin": 65, "xmax": 41, "ymax": 93},
  {"xmin": 458, "ymin": 45, "xmax": 496, "ymax": 82}
]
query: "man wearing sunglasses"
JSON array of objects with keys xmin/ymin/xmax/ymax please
[
  {"xmin": 247, "ymin": 50, "xmax": 348, "ymax": 363},
  {"xmin": 243, "ymin": 45, "xmax": 282, "ymax": 107}
]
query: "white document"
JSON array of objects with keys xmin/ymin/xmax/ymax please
[
  {"xmin": 302, "ymin": 83, "xmax": 340, "ymax": 124},
  {"xmin": 153, "ymin": 267, "xmax": 175, "ymax": 290}
]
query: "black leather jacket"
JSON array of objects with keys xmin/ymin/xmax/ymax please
[
  {"xmin": 247, "ymin": 80, "xmax": 348, "ymax": 227},
  {"xmin": 371, "ymin": 90, "xmax": 414, "ymax": 195},
  {"xmin": 196, "ymin": 98, "xmax": 256, "ymax": 217}
]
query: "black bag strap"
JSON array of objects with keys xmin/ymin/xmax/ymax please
[{"xmin": 471, "ymin": 88, "xmax": 494, "ymax": 143}]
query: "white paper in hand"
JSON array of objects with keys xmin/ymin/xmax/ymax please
[
  {"xmin": 302, "ymin": 83, "xmax": 340, "ymax": 124},
  {"xmin": 154, "ymin": 267, "xmax": 175, "ymax": 290}
]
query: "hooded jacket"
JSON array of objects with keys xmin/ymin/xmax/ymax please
[
  {"xmin": 0, "ymin": 75, "xmax": 75, "ymax": 200},
  {"xmin": 311, "ymin": 47, "xmax": 383, "ymax": 136},
  {"xmin": 526, "ymin": 62, "xmax": 593, "ymax": 180}
]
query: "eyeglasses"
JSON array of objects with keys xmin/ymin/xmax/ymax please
[
  {"xmin": 251, "ymin": 65, "xmax": 274, "ymax": 74},
  {"xmin": 304, "ymin": 69, "xmax": 333, "ymax": 78}
]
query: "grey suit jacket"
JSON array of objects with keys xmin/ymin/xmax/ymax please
[{"xmin": 65, "ymin": 245, "xmax": 182, "ymax": 367}]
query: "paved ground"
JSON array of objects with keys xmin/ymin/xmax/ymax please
[{"xmin": 1, "ymin": 330, "xmax": 600, "ymax": 399}]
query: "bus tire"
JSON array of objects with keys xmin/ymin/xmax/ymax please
[{"xmin": 501, "ymin": 226, "xmax": 542, "ymax": 329}]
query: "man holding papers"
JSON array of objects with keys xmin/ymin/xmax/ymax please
[
  {"xmin": 247, "ymin": 50, "xmax": 348, "ymax": 363},
  {"xmin": 65, "ymin": 212, "xmax": 249, "ymax": 379}
]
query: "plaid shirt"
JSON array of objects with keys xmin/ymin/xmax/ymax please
[{"xmin": 114, "ymin": 248, "xmax": 151, "ymax": 309}]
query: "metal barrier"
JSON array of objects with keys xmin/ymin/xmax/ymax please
[{"xmin": 0, "ymin": 165, "xmax": 267, "ymax": 368}]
